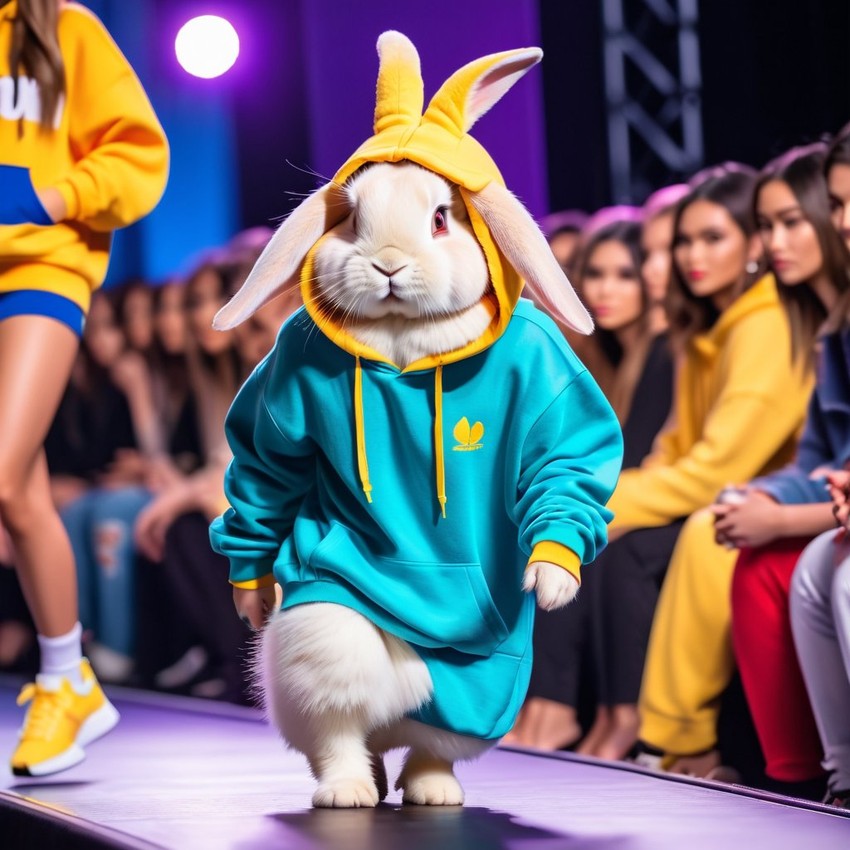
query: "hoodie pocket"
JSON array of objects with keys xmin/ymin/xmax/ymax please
[{"xmin": 307, "ymin": 523, "xmax": 508, "ymax": 656}]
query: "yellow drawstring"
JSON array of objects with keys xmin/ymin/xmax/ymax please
[
  {"xmin": 353, "ymin": 355, "xmax": 446, "ymax": 518},
  {"xmin": 435, "ymin": 365, "xmax": 447, "ymax": 519},
  {"xmin": 354, "ymin": 356, "xmax": 373, "ymax": 503}
]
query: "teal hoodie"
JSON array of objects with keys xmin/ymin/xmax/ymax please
[{"xmin": 210, "ymin": 298, "xmax": 622, "ymax": 739}]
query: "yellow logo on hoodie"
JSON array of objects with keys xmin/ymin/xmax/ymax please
[{"xmin": 453, "ymin": 417, "xmax": 484, "ymax": 451}]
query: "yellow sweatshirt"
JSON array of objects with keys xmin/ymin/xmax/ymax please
[
  {"xmin": 608, "ymin": 274, "xmax": 813, "ymax": 531},
  {"xmin": 0, "ymin": 1, "xmax": 169, "ymax": 310}
]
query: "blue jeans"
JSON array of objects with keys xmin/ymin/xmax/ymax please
[{"xmin": 61, "ymin": 486, "xmax": 152, "ymax": 656}]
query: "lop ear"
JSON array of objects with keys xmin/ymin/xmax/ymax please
[
  {"xmin": 213, "ymin": 182, "xmax": 349, "ymax": 329},
  {"xmin": 468, "ymin": 181, "xmax": 593, "ymax": 335}
]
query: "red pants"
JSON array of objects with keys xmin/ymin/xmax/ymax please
[{"xmin": 731, "ymin": 538, "xmax": 825, "ymax": 781}]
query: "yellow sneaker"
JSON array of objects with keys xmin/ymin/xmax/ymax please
[{"xmin": 10, "ymin": 659, "xmax": 120, "ymax": 776}]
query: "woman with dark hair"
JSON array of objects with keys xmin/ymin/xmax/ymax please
[
  {"xmin": 641, "ymin": 184, "xmax": 690, "ymax": 332},
  {"xmin": 586, "ymin": 164, "xmax": 813, "ymax": 761},
  {"xmin": 0, "ymin": 0, "xmax": 168, "ymax": 775},
  {"xmin": 722, "ymin": 136, "xmax": 850, "ymax": 802},
  {"xmin": 506, "ymin": 218, "xmax": 674, "ymax": 750},
  {"xmin": 636, "ymin": 144, "xmax": 850, "ymax": 792}
]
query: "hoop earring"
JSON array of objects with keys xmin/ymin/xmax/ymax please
[{"xmin": 746, "ymin": 260, "xmax": 759, "ymax": 274}]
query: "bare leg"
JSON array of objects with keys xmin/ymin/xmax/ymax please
[
  {"xmin": 576, "ymin": 705, "xmax": 613, "ymax": 756},
  {"xmin": 0, "ymin": 317, "xmax": 79, "ymax": 637},
  {"xmin": 595, "ymin": 703, "xmax": 640, "ymax": 761},
  {"xmin": 503, "ymin": 698, "xmax": 581, "ymax": 750}
]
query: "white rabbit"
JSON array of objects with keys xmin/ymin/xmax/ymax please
[{"xmin": 212, "ymin": 31, "xmax": 621, "ymax": 809}]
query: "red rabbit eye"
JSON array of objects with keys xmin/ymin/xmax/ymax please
[{"xmin": 432, "ymin": 207, "xmax": 448, "ymax": 235}]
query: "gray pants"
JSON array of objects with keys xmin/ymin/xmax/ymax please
[{"xmin": 790, "ymin": 529, "xmax": 850, "ymax": 795}]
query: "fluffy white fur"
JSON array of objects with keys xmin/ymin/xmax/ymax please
[
  {"xmin": 314, "ymin": 162, "xmax": 493, "ymax": 369},
  {"xmin": 523, "ymin": 562, "xmax": 580, "ymax": 610}
]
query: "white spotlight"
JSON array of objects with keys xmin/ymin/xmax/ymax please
[{"xmin": 175, "ymin": 15, "xmax": 240, "ymax": 80}]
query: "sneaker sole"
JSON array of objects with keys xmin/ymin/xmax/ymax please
[
  {"xmin": 11, "ymin": 700, "xmax": 121, "ymax": 777},
  {"xmin": 12, "ymin": 742, "xmax": 86, "ymax": 777},
  {"xmin": 78, "ymin": 699, "xmax": 121, "ymax": 748}
]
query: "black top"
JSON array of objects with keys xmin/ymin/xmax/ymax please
[
  {"xmin": 45, "ymin": 379, "xmax": 136, "ymax": 479},
  {"xmin": 621, "ymin": 333, "xmax": 674, "ymax": 470}
]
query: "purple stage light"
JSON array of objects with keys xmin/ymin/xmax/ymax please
[{"xmin": 175, "ymin": 15, "xmax": 240, "ymax": 79}]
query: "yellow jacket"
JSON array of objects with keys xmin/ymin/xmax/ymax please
[
  {"xmin": 608, "ymin": 274, "xmax": 812, "ymax": 531},
  {"xmin": 0, "ymin": 1, "xmax": 169, "ymax": 310}
]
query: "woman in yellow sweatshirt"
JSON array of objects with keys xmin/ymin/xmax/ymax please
[
  {"xmin": 0, "ymin": 0, "xmax": 168, "ymax": 776},
  {"xmin": 583, "ymin": 164, "xmax": 813, "ymax": 760}
]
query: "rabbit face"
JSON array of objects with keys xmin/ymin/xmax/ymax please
[{"xmin": 314, "ymin": 162, "xmax": 490, "ymax": 323}]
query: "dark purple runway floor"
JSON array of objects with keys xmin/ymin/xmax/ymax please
[{"xmin": 0, "ymin": 676, "xmax": 848, "ymax": 849}]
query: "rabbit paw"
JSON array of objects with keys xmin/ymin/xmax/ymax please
[
  {"xmin": 312, "ymin": 778, "xmax": 380, "ymax": 808},
  {"xmin": 398, "ymin": 766, "xmax": 464, "ymax": 806},
  {"xmin": 523, "ymin": 561, "xmax": 579, "ymax": 611}
]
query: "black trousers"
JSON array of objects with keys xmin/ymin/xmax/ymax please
[
  {"xmin": 527, "ymin": 519, "xmax": 685, "ymax": 709},
  {"xmin": 589, "ymin": 520, "xmax": 685, "ymax": 705}
]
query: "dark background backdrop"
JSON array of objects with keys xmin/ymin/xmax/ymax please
[{"xmin": 85, "ymin": 0, "xmax": 850, "ymax": 281}]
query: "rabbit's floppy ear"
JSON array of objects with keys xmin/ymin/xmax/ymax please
[
  {"xmin": 213, "ymin": 182, "xmax": 348, "ymax": 330},
  {"xmin": 468, "ymin": 181, "xmax": 594, "ymax": 335},
  {"xmin": 423, "ymin": 46, "xmax": 542, "ymax": 136}
]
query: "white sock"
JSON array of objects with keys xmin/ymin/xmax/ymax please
[{"xmin": 37, "ymin": 622, "xmax": 85, "ymax": 690}]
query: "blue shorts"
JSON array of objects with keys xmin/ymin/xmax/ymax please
[{"xmin": 0, "ymin": 290, "xmax": 85, "ymax": 337}]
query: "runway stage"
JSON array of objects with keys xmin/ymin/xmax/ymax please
[{"xmin": 0, "ymin": 677, "xmax": 848, "ymax": 849}]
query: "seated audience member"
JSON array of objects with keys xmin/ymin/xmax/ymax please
[
  {"xmin": 790, "ymin": 469, "xmax": 850, "ymax": 809},
  {"xmin": 634, "ymin": 145, "xmax": 848, "ymax": 789},
  {"xmin": 641, "ymin": 184, "xmax": 690, "ymax": 333},
  {"xmin": 506, "ymin": 218, "xmax": 673, "ymax": 749},
  {"xmin": 134, "ymin": 232, "xmax": 299, "ymax": 701},
  {"xmin": 587, "ymin": 164, "xmax": 812, "ymax": 761},
  {"xmin": 724, "ymin": 138, "xmax": 850, "ymax": 797},
  {"xmin": 540, "ymin": 209, "xmax": 589, "ymax": 276}
]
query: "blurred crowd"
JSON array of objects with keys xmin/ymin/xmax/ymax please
[
  {"xmin": 0, "ymin": 227, "xmax": 299, "ymax": 702},
  {"xmin": 508, "ymin": 122, "xmax": 850, "ymax": 809}
]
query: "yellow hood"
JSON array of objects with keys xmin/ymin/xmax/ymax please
[{"xmin": 300, "ymin": 32, "xmax": 536, "ymax": 372}]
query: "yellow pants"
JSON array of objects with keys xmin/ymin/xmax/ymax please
[{"xmin": 638, "ymin": 508, "xmax": 738, "ymax": 755}]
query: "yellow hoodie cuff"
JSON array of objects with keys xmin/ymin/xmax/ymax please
[
  {"xmin": 528, "ymin": 542, "xmax": 581, "ymax": 584},
  {"xmin": 230, "ymin": 574, "xmax": 277, "ymax": 590},
  {"xmin": 54, "ymin": 179, "xmax": 81, "ymax": 222}
]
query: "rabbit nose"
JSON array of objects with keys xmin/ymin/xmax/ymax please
[
  {"xmin": 371, "ymin": 249, "xmax": 409, "ymax": 278},
  {"xmin": 371, "ymin": 259, "xmax": 408, "ymax": 278}
]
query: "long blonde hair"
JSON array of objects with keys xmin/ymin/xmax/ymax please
[{"xmin": 8, "ymin": 0, "xmax": 65, "ymax": 131}]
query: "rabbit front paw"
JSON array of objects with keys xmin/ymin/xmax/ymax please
[{"xmin": 522, "ymin": 561, "xmax": 579, "ymax": 611}]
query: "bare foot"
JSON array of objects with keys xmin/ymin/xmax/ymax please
[
  {"xmin": 668, "ymin": 749, "xmax": 721, "ymax": 778},
  {"xmin": 594, "ymin": 703, "xmax": 639, "ymax": 761},
  {"xmin": 528, "ymin": 699, "xmax": 581, "ymax": 750},
  {"xmin": 501, "ymin": 703, "xmax": 532, "ymax": 746},
  {"xmin": 575, "ymin": 706, "xmax": 612, "ymax": 756},
  {"xmin": 502, "ymin": 698, "xmax": 580, "ymax": 750}
]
